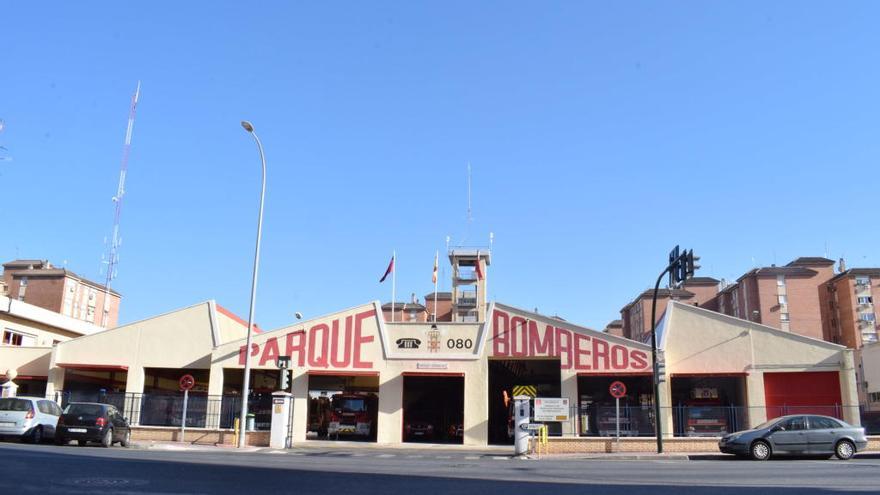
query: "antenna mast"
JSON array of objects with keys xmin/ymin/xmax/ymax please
[{"xmin": 101, "ymin": 81, "xmax": 140, "ymax": 327}]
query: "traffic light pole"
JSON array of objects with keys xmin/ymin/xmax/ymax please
[{"xmin": 649, "ymin": 257, "xmax": 680, "ymax": 454}]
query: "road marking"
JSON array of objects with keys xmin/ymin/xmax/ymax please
[
  {"xmin": 464, "ymin": 456, "xmax": 479, "ymax": 460},
  {"xmin": 376, "ymin": 454, "xmax": 396, "ymax": 458},
  {"xmin": 436, "ymin": 455, "xmax": 452, "ymax": 459},
  {"xmin": 351, "ymin": 453, "xmax": 369, "ymax": 457},
  {"xmin": 267, "ymin": 450, "xmax": 286, "ymax": 454},
  {"xmin": 491, "ymin": 456, "xmax": 508, "ymax": 460},
  {"xmin": 407, "ymin": 455, "xmax": 424, "ymax": 459}
]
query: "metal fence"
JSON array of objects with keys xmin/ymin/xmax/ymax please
[
  {"xmin": 52, "ymin": 391, "xmax": 275, "ymax": 430},
  {"xmin": 567, "ymin": 404, "xmax": 876, "ymax": 437}
]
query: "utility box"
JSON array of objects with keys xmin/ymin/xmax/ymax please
[
  {"xmin": 269, "ymin": 391, "xmax": 292, "ymax": 449},
  {"xmin": 513, "ymin": 395, "xmax": 531, "ymax": 456}
]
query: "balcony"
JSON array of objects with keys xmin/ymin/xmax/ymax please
[{"xmin": 456, "ymin": 268, "xmax": 478, "ymax": 281}]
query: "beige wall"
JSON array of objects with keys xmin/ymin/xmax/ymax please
[
  {"xmin": 50, "ymin": 302, "xmax": 219, "ymax": 396},
  {"xmin": 0, "ymin": 346, "xmax": 52, "ymax": 378},
  {"xmin": 664, "ymin": 301, "xmax": 860, "ymax": 426}
]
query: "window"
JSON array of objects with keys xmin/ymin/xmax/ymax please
[
  {"xmin": 870, "ymin": 392, "xmax": 880, "ymax": 403},
  {"xmin": 856, "ymin": 276, "xmax": 871, "ymax": 287},
  {"xmin": 809, "ymin": 416, "xmax": 842, "ymax": 430},
  {"xmin": 19, "ymin": 277, "xmax": 28, "ymax": 287},
  {"xmin": 780, "ymin": 313, "xmax": 790, "ymax": 322},
  {"xmin": 2, "ymin": 329, "xmax": 37, "ymax": 346},
  {"xmin": 782, "ymin": 417, "xmax": 807, "ymax": 431},
  {"xmin": 858, "ymin": 296, "xmax": 873, "ymax": 305},
  {"xmin": 777, "ymin": 275, "xmax": 786, "ymax": 287},
  {"xmin": 859, "ymin": 313, "xmax": 876, "ymax": 322}
]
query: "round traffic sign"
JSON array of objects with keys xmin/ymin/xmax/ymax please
[
  {"xmin": 179, "ymin": 374, "xmax": 195, "ymax": 391},
  {"xmin": 609, "ymin": 380, "xmax": 627, "ymax": 399}
]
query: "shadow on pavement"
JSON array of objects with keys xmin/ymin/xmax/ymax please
[{"xmin": 0, "ymin": 444, "xmax": 875, "ymax": 495}]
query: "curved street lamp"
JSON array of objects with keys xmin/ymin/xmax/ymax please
[{"xmin": 238, "ymin": 120, "xmax": 266, "ymax": 448}]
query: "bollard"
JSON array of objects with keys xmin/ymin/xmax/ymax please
[{"xmin": 233, "ymin": 418, "xmax": 240, "ymax": 447}]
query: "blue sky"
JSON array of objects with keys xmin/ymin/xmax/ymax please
[{"xmin": 2, "ymin": 2, "xmax": 878, "ymax": 331}]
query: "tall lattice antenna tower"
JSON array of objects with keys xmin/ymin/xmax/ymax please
[{"xmin": 100, "ymin": 82, "xmax": 140, "ymax": 327}]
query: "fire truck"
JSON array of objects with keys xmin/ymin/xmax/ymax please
[
  {"xmin": 327, "ymin": 392, "xmax": 377, "ymax": 438},
  {"xmin": 683, "ymin": 387, "xmax": 729, "ymax": 437}
]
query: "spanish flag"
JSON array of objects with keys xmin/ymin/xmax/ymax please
[{"xmin": 379, "ymin": 255, "xmax": 395, "ymax": 283}]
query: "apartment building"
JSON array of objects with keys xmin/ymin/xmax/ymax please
[
  {"xmin": 2, "ymin": 259, "xmax": 121, "ymax": 328},
  {"xmin": 707, "ymin": 257, "xmax": 836, "ymax": 340},
  {"xmin": 824, "ymin": 267, "xmax": 880, "ymax": 348},
  {"xmin": 620, "ymin": 277, "xmax": 720, "ymax": 342}
]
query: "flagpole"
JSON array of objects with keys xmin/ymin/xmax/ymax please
[
  {"xmin": 433, "ymin": 250, "xmax": 439, "ymax": 322},
  {"xmin": 391, "ymin": 250, "xmax": 396, "ymax": 323}
]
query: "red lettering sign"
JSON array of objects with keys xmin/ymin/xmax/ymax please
[
  {"xmin": 237, "ymin": 310, "xmax": 378, "ymax": 369},
  {"xmin": 490, "ymin": 309, "xmax": 650, "ymax": 372}
]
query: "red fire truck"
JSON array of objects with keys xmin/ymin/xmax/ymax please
[
  {"xmin": 683, "ymin": 388, "xmax": 729, "ymax": 437},
  {"xmin": 327, "ymin": 392, "xmax": 377, "ymax": 438}
]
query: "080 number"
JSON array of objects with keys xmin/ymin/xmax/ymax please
[{"xmin": 446, "ymin": 338, "xmax": 473, "ymax": 350}]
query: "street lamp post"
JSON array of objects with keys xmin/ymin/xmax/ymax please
[{"xmin": 237, "ymin": 120, "xmax": 266, "ymax": 448}]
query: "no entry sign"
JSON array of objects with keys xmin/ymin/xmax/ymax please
[
  {"xmin": 609, "ymin": 381, "xmax": 627, "ymax": 399},
  {"xmin": 179, "ymin": 374, "xmax": 195, "ymax": 392}
]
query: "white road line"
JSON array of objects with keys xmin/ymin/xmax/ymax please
[
  {"xmin": 267, "ymin": 450, "xmax": 286, "ymax": 454},
  {"xmin": 464, "ymin": 456, "xmax": 479, "ymax": 460},
  {"xmin": 491, "ymin": 456, "xmax": 508, "ymax": 460},
  {"xmin": 435, "ymin": 455, "xmax": 452, "ymax": 459},
  {"xmin": 407, "ymin": 455, "xmax": 424, "ymax": 459},
  {"xmin": 376, "ymin": 454, "xmax": 396, "ymax": 458}
]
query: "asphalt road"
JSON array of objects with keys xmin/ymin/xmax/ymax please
[{"xmin": 1, "ymin": 442, "xmax": 879, "ymax": 494}]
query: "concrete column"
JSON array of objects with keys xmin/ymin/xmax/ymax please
[
  {"xmin": 290, "ymin": 371, "xmax": 309, "ymax": 443},
  {"xmin": 377, "ymin": 373, "xmax": 402, "ymax": 444},
  {"xmin": 205, "ymin": 365, "xmax": 225, "ymax": 429},
  {"xmin": 124, "ymin": 367, "xmax": 144, "ymax": 425},
  {"xmin": 559, "ymin": 371, "xmax": 578, "ymax": 437},
  {"xmin": 465, "ymin": 368, "xmax": 488, "ymax": 445},
  {"xmin": 746, "ymin": 371, "xmax": 767, "ymax": 428},
  {"xmin": 839, "ymin": 350, "xmax": 861, "ymax": 426},
  {"xmin": 657, "ymin": 378, "xmax": 673, "ymax": 438}
]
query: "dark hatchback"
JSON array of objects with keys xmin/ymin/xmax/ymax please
[{"xmin": 55, "ymin": 402, "xmax": 131, "ymax": 448}]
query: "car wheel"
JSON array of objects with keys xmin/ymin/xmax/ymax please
[
  {"xmin": 77, "ymin": 440, "xmax": 87, "ymax": 447},
  {"xmin": 101, "ymin": 429, "xmax": 113, "ymax": 448},
  {"xmin": 750, "ymin": 440, "xmax": 772, "ymax": 461},
  {"xmin": 834, "ymin": 440, "xmax": 855, "ymax": 460},
  {"xmin": 30, "ymin": 427, "xmax": 43, "ymax": 444},
  {"xmin": 120, "ymin": 430, "xmax": 131, "ymax": 448}
]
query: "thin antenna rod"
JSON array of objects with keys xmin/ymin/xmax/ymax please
[
  {"xmin": 101, "ymin": 81, "xmax": 140, "ymax": 327},
  {"xmin": 467, "ymin": 162, "xmax": 472, "ymax": 224}
]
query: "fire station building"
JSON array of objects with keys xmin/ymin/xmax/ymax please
[
  {"xmin": 2, "ymin": 250, "xmax": 861, "ymax": 447},
  {"xmin": 23, "ymin": 298, "xmax": 856, "ymax": 447}
]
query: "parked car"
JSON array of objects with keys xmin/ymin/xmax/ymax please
[
  {"xmin": 404, "ymin": 413, "xmax": 436, "ymax": 441},
  {"xmin": 55, "ymin": 402, "xmax": 131, "ymax": 448},
  {"xmin": 0, "ymin": 397, "xmax": 62, "ymax": 443},
  {"xmin": 719, "ymin": 414, "xmax": 868, "ymax": 460}
]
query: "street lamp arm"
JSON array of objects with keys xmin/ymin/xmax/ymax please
[
  {"xmin": 237, "ymin": 123, "xmax": 267, "ymax": 448},
  {"xmin": 649, "ymin": 257, "xmax": 681, "ymax": 454}
]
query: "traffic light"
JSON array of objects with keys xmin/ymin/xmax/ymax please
[
  {"xmin": 685, "ymin": 250, "xmax": 700, "ymax": 279},
  {"xmin": 279, "ymin": 369, "xmax": 290, "ymax": 391},
  {"xmin": 668, "ymin": 245, "xmax": 681, "ymax": 288}
]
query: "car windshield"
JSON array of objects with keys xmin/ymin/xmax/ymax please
[
  {"xmin": 64, "ymin": 404, "xmax": 104, "ymax": 416},
  {"xmin": 0, "ymin": 398, "xmax": 32, "ymax": 412},
  {"xmin": 334, "ymin": 398, "xmax": 366, "ymax": 412}
]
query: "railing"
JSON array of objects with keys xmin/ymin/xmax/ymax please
[
  {"xmin": 568, "ymin": 405, "xmax": 875, "ymax": 437},
  {"xmin": 53, "ymin": 391, "xmax": 275, "ymax": 431}
]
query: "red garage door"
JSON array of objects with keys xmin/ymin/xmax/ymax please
[{"xmin": 763, "ymin": 371, "xmax": 842, "ymax": 419}]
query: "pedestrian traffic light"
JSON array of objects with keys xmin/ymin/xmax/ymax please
[{"xmin": 279, "ymin": 369, "xmax": 290, "ymax": 391}]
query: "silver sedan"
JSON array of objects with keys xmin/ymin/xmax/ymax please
[{"xmin": 719, "ymin": 414, "xmax": 868, "ymax": 460}]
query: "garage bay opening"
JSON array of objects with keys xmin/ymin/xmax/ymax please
[
  {"xmin": 402, "ymin": 374, "xmax": 464, "ymax": 444},
  {"xmin": 307, "ymin": 373, "xmax": 379, "ymax": 442},
  {"xmin": 488, "ymin": 359, "xmax": 561, "ymax": 444}
]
